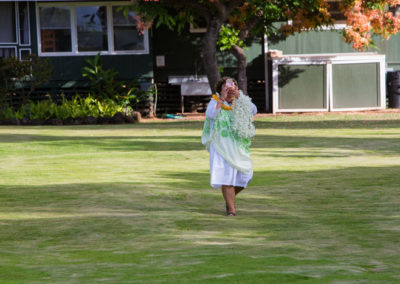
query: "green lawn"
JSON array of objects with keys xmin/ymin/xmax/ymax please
[{"xmin": 0, "ymin": 113, "xmax": 399, "ymax": 283}]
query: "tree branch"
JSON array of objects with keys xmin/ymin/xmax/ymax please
[
  {"xmin": 210, "ymin": 0, "xmax": 226, "ymax": 19},
  {"xmin": 238, "ymin": 13, "xmax": 263, "ymax": 41},
  {"xmin": 208, "ymin": 0, "xmax": 244, "ymax": 21}
]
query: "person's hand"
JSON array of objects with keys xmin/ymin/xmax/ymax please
[
  {"xmin": 216, "ymin": 98, "xmax": 224, "ymax": 109},
  {"xmin": 227, "ymin": 86, "xmax": 239, "ymax": 102}
]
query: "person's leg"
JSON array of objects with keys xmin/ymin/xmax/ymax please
[
  {"xmin": 234, "ymin": 186, "xmax": 244, "ymax": 196},
  {"xmin": 221, "ymin": 185, "xmax": 236, "ymax": 215}
]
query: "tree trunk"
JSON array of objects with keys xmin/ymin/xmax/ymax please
[
  {"xmin": 230, "ymin": 44, "xmax": 247, "ymax": 94},
  {"xmin": 202, "ymin": 16, "xmax": 221, "ymax": 94}
]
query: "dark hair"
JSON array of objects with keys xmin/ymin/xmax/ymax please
[{"xmin": 215, "ymin": 77, "xmax": 238, "ymax": 93}]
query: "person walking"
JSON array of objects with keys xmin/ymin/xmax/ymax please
[{"xmin": 202, "ymin": 77, "xmax": 257, "ymax": 216}]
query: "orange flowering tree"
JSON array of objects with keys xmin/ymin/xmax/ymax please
[
  {"xmin": 128, "ymin": 0, "xmax": 400, "ymax": 93},
  {"xmin": 340, "ymin": 0, "xmax": 400, "ymax": 50}
]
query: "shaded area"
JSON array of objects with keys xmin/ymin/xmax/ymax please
[
  {"xmin": 1, "ymin": 132, "xmax": 400, "ymax": 155},
  {"xmin": 255, "ymin": 119, "xmax": 400, "ymax": 129},
  {"xmin": 0, "ymin": 165, "xmax": 399, "ymax": 282},
  {"xmin": 2, "ymin": 117, "xmax": 400, "ymax": 132},
  {"xmin": 278, "ymin": 65, "xmax": 306, "ymax": 88},
  {"xmin": 1, "ymin": 116, "xmax": 400, "ymax": 282}
]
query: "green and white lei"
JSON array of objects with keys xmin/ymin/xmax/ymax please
[{"xmin": 232, "ymin": 91, "xmax": 255, "ymax": 139}]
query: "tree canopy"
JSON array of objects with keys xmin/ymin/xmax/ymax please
[{"xmin": 127, "ymin": 0, "xmax": 400, "ymax": 93}]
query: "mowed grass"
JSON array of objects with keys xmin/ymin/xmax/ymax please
[{"xmin": 0, "ymin": 112, "xmax": 400, "ymax": 283}]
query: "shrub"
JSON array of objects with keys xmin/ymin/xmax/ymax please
[
  {"xmin": 0, "ymin": 55, "xmax": 51, "ymax": 106},
  {"xmin": 81, "ymin": 53, "xmax": 151, "ymax": 111},
  {"xmin": 29, "ymin": 100, "xmax": 57, "ymax": 120},
  {"xmin": 82, "ymin": 54, "xmax": 120, "ymax": 101},
  {"xmin": 0, "ymin": 94, "xmax": 134, "ymax": 125},
  {"xmin": 0, "ymin": 105, "xmax": 15, "ymax": 120}
]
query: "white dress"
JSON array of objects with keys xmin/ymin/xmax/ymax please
[{"xmin": 205, "ymin": 99, "xmax": 257, "ymax": 189}]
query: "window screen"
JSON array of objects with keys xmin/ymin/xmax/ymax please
[
  {"xmin": 77, "ymin": 6, "xmax": 108, "ymax": 52},
  {"xmin": 39, "ymin": 7, "xmax": 72, "ymax": 52},
  {"xmin": 19, "ymin": 2, "xmax": 30, "ymax": 45},
  {"xmin": 0, "ymin": 3, "xmax": 16, "ymax": 43},
  {"xmin": 112, "ymin": 7, "xmax": 144, "ymax": 51}
]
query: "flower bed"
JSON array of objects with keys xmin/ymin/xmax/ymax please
[{"xmin": 0, "ymin": 95, "xmax": 142, "ymax": 126}]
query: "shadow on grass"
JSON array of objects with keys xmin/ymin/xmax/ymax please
[
  {"xmin": 1, "ymin": 165, "xmax": 399, "ymax": 256},
  {"xmin": 1, "ymin": 166, "xmax": 399, "ymax": 281},
  {"xmin": 0, "ymin": 121, "xmax": 206, "ymax": 131},
  {"xmin": 2, "ymin": 117, "xmax": 400, "ymax": 132},
  {"xmin": 252, "ymin": 134, "xmax": 400, "ymax": 155},
  {"xmin": 0, "ymin": 134, "xmax": 205, "ymax": 151},
  {"xmin": 254, "ymin": 119, "xmax": 400, "ymax": 129},
  {"xmin": 1, "ymin": 165, "xmax": 399, "ymax": 222},
  {"xmin": 1, "ymin": 132, "xmax": 400, "ymax": 155}
]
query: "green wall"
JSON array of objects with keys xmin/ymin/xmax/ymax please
[
  {"xmin": 269, "ymin": 29, "xmax": 355, "ymax": 54},
  {"xmin": 46, "ymin": 55, "xmax": 153, "ymax": 83},
  {"xmin": 269, "ymin": 28, "xmax": 400, "ymax": 69}
]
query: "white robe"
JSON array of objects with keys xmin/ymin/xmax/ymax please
[{"xmin": 205, "ymin": 99, "xmax": 257, "ymax": 189}]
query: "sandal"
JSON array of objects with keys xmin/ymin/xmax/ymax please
[
  {"xmin": 227, "ymin": 212, "xmax": 236, "ymax": 216},
  {"xmin": 226, "ymin": 203, "xmax": 237, "ymax": 214}
]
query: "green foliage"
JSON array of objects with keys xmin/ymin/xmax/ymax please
[
  {"xmin": 82, "ymin": 54, "xmax": 120, "ymax": 101},
  {"xmin": 14, "ymin": 105, "xmax": 28, "ymax": 120},
  {"xmin": 97, "ymin": 99, "xmax": 121, "ymax": 117},
  {"xmin": 122, "ymin": 2, "xmax": 197, "ymax": 34},
  {"xmin": 57, "ymin": 95, "xmax": 121, "ymax": 119},
  {"xmin": 1, "ymin": 94, "xmax": 124, "ymax": 122},
  {"xmin": 0, "ymin": 105, "xmax": 15, "ymax": 120},
  {"xmin": 69, "ymin": 95, "xmax": 96, "ymax": 118},
  {"xmin": 81, "ymin": 53, "xmax": 150, "ymax": 110},
  {"xmin": 29, "ymin": 100, "xmax": 57, "ymax": 120},
  {"xmin": 0, "ymin": 55, "xmax": 51, "ymax": 106},
  {"xmin": 218, "ymin": 24, "xmax": 246, "ymax": 51},
  {"xmin": 56, "ymin": 96, "xmax": 72, "ymax": 120}
]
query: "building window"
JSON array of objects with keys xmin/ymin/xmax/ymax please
[
  {"xmin": 19, "ymin": 48, "xmax": 31, "ymax": 60},
  {"xmin": 37, "ymin": 2, "xmax": 149, "ymax": 56},
  {"xmin": 0, "ymin": 47, "xmax": 16, "ymax": 58},
  {"xmin": 77, "ymin": 6, "xmax": 108, "ymax": 52},
  {"xmin": 19, "ymin": 2, "xmax": 30, "ymax": 45},
  {"xmin": 39, "ymin": 7, "xmax": 72, "ymax": 52},
  {"xmin": 113, "ymin": 7, "xmax": 144, "ymax": 51},
  {"xmin": 0, "ymin": 2, "xmax": 17, "ymax": 43}
]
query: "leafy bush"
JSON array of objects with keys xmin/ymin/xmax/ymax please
[
  {"xmin": 0, "ymin": 105, "xmax": 15, "ymax": 120},
  {"xmin": 56, "ymin": 96, "xmax": 72, "ymax": 120},
  {"xmin": 0, "ymin": 93, "xmax": 135, "ymax": 124},
  {"xmin": 0, "ymin": 55, "xmax": 51, "ymax": 106},
  {"xmin": 82, "ymin": 54, "xmax": 120, "ymax": 101},
  {"xmin": 12, "ymin": 95, "xmax": 121, "ymax": 120},
  {"xmin": 81, "ymin": 53, "xmax": 151, "ymax": 110},
  {"xmin": 29, "ymin": 100, "xmax": 58, "ymax": 120},
  {"xmin": 14, "ymin": 105, "xmax": 28, "ymax": 120},
  {"xmin": 61, "ymin": 95, "xmax": 121, "ymax": 118},
  {"xmin": 98, "ymin": 99, "xmax": 121, "ymax": 117}
]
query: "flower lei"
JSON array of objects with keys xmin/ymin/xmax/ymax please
[
  {"xmin": 232, "ymin": 91, "xmax": 255, "ymax": 139},
  {"xmin": 212, "ymin": 94, "xmax": 233, "ymax": 111}
]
